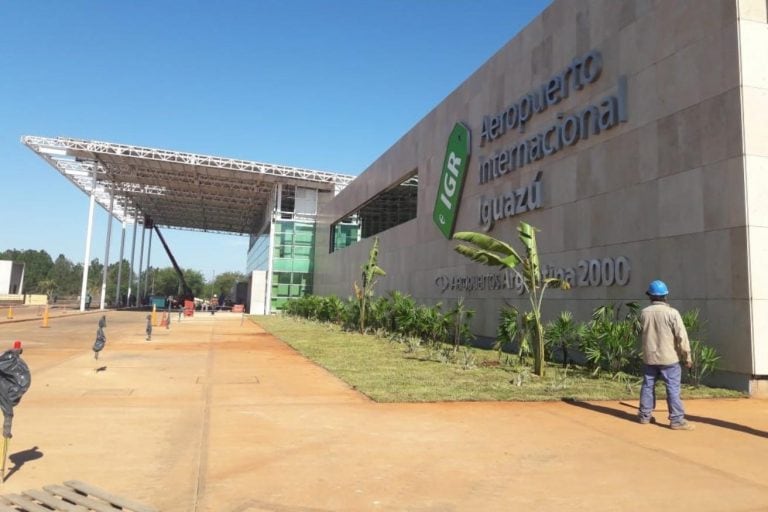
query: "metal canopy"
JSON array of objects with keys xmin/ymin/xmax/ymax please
[{"xmin": 22, "ymin": 135, "xmax": 355, "ymax": 235}]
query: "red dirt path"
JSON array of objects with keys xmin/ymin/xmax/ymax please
[{"xmin": 0, "ymin": 311, "xmax": 766, "ymax": 511}]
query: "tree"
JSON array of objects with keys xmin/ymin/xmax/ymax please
[
  {"xmin": 152, "ymin": 267, "xmax": 184, "ymax": 297},
  {"xmin": 87, "ymin": 258, "xmax": 103, "ymax": 296},
  {"xmin": 37, "ymin": 279, "xmax": 57, "ymax": 301},
  {"xmin": 183, "ymin": 269, "xmax": 206, "ymax": 299},
  {"xmin": 48, "ymin": 254, "xmax": 80, "ymax": 296},
  {"xmin": 353, "ymin": 237, "xmax": 386, "ymax": 333},
  {"xmin": 105, "ymin": 259, "xmax": 134, "ymax": 304},
  {"xmin": 210, "ymin": 271, "xmax": 246, "ymax": 302},
  {"xmin": 453, "ymin": 222, "xmax": 569, "ymax": 377}
]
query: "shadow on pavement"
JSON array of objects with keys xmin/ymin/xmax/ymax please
[
  {"xmin": 562, "ymin": 399, "xmax": 768, "ymax": 439},
  {"xmin": 561, "ymin": 398, "xmax": 638, "ymax": 424},
  {"xmin": 5, "ymin": 445, "xmax": 43, "ymax": 481}
]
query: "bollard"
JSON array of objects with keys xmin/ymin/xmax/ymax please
[
  {"xmin": 41, "ymin": 306, "xmax": 49, "ymax": 328},
  {"xmin": 6, "ymin": 307, "xmax": 12, "ymax": 320},
  {"xmin": 151, "ymin": 304, "xmax": 157, "ymax": 326}
]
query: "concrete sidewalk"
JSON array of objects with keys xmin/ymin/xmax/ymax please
[{"xmin": 0, "ymin": 311, "xmax": 766, "ymax": 511}]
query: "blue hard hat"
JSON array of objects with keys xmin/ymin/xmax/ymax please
[{"xmin": 646, "ymin": 280, "xmax": 669, "ymax": 296}]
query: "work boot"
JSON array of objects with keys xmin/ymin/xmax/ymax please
[{"xmin": 670, "ymin": 420, "xmax": 695, "ymax": 431}]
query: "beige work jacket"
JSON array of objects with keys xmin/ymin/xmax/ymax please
[{"xmin": 640, "ymin": 301, "xmax": 692, "ymax": 366}]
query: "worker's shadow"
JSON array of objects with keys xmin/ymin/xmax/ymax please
[
  {"xmin": 563, "ymin": 399, "xmax": 768, "ymax": 439},
  {"xmin": 4, "ymin": 445, "xmax": 43, "ymax": 481}
]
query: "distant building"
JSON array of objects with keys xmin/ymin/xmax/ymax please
[{"xmin": 0, "ymin": 260, "xmax": 25, "ymax": 295}]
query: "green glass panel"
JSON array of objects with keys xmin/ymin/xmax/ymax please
[
  {"xmin": 274, "ymin": 245, "xmax": 293, "ymax": 258},
  {"xmin": 292, "ymin": 259, "xmax": 311, "ymax": 273},
  {"xmin": 295, "ymin": 223, "xmax": 314, "ymax": 232},
  {"xmin": 275, "ymin": 272, "xmax": 292, "ymax": 285},
  {"xmin": 294, "ymin": 245, "xmax": 311, "ymax": 257},
  {"xmin": 294, "ymin": 230, "xmax": 314, "ymax": 243},
  {"xmin": 273, "ymin": 259, "xmax": 292, "ymax": 272}
]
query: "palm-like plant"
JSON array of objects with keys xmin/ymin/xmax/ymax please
[
  {"xmin": 37, "ymin": 278, "xmax": 57, "ymax": 302},
  {"xmin": 545, "ymin": 311, "xmax": 585, "ymax": 368},
  {"xmin": 495, "ymin": 305, "xmax": 534, "ymax": 364},
  {"xmin": 581, "ymin": 303, "xmax": 641, "ymax": 376},
  {"xmin": 681, "ymin": 309, "xmax": 720, "ymax": 387},
  {"xmin": 353, "ymin": 237, "xmax": 386, "ymax": 333},
  {"xmin": 453, "ymin": 222, "xmax": 569, "ymax": 376},
  {"xmin": 447, "ymin": 297, "xmax": 475, "ymax": 353},
  {"xmin": 388, "ymin": 291, "xmax": 417, "ymax": 336}
]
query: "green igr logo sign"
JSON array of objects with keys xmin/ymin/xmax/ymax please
[{"xmin": 433, "ymin": 122, "xmax": 471, "ymax": 239}]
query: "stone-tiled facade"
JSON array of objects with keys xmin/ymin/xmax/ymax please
[{"xmin": 314, "ymin": 0, "xmax": 768, "ymax": 393}]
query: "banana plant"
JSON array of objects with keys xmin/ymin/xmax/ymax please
[
  {"xmin": 453, "ymin": 222, "xmax": 570, "ymax": 376},
  {"xmin": 353, "ymin": 237, "xmax": 386, "ymax": 333}
]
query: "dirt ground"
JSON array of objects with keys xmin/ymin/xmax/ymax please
[{"xmin": 0, "ymin": 310, "xmax": 766, "ymax": 512}]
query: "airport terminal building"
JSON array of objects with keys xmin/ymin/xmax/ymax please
[
  {"xmin": 25, "ymin": 0, "xmax": 768, "ymax": 393},
  {"xmin": 312, "ymin": 0, "xmax": 768, "ymax": 394}
]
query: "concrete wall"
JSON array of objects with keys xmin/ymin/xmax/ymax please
[
  {"xmin": 0, "ymin": 261, "xmax": 24, "ymax": 295},
  {"xmin": 315, "ymin": 0, "xmax": 765, "ymax": 390},
  {"xmin": 0, "ymin": 261, "xmax": 11, "ymax": 294},
  {"xmin": 738, "ymin": 0, "xmax": 768, "ymax": 392},
  {"xmin": 248, "ymin": 270, "xmax": 268, "ymax": 315}
]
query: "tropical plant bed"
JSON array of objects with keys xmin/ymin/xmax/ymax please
[{"xmin": 253, "ymin": 315, "xmax": 745, "ymax": 403}]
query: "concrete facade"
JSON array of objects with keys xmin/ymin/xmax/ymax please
[
  {"xmin": 314, "ymin": 0, "xmax": 768, "ymax": 392},
  {"xmin": 0, "ymin": 260, "xmax": 25, "ymax": 295}
]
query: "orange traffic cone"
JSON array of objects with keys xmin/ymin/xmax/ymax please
[{"xmin": 41, "ymin": 306, "xmax": 50, "ymax": 328}]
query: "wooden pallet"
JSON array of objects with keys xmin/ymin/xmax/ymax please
[{"xmin": 0, "ymin": 480, "xmax": 157, "ymax": 512}]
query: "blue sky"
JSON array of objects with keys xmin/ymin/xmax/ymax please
[{"xmin": 0, "ymin": 0, "xmax": 549, "ymax": 279}]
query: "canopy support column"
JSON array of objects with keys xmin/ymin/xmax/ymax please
[
  {"xmin": 137, "ymin": 219, "xmax": 146, "ymax": 304},
  {"xmin": 144, "ymin": 227, "xmax": 153, "ymax": 297},
  {"xmin": 115, "ymin": 219, "xmax": 126, "ymax": 307},
  {"xmin": 79, "ymin": 168, "xmax": 97, "ymax": 312},
  {"xmin": 127, "ymin": 217, "xmax": 138, "ymax": 307},
  {"xmin": 99, "ymin": 192, "xmax": 114, "ymax": 310}
]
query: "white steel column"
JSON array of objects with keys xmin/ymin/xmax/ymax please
[
  {"xmin": 266, "ymin": 219, "xmax": 276, "ymax": 315},
  {"xmin": 137, "ymin": 220, "xmax": 146, "ymax": 304},
  {"xmin": 99, "ymin": 193, "xmax": 115, "ymax": 310},
  {"xmin": 127, "ymin": 218, "xmax": 138, "ymax": 307},
  {"xmin": 79, "ymin": 170, "xmax": 98, "ymax": 312},
  {"xmin": 115, "ymin": 220, "xmax": 126, "ymax": 307},
  {"xmin": 144, "ymin": 227, "xmax": 153, "ymax": 298}
]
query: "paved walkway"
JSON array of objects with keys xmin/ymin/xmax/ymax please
[{"xmin": 0, "ymin": 311, "xmax": 766, "ymax": 511}]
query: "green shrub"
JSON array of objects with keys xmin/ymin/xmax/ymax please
[
  {"xmin": 581, "ymin": 303, "xmax": 641, "ymax": 377},
  {"xmin": 545, "ymin": 311, "xmax": 585, "ymax": 368},
  {"xmin": 681, "ymin": 309, "xmax": 721, "ymax": 387}
]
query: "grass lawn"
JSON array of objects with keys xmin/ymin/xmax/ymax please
[{"xmin": 252, "ymin": 315, "xmax": 746, "ymax": 403}]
